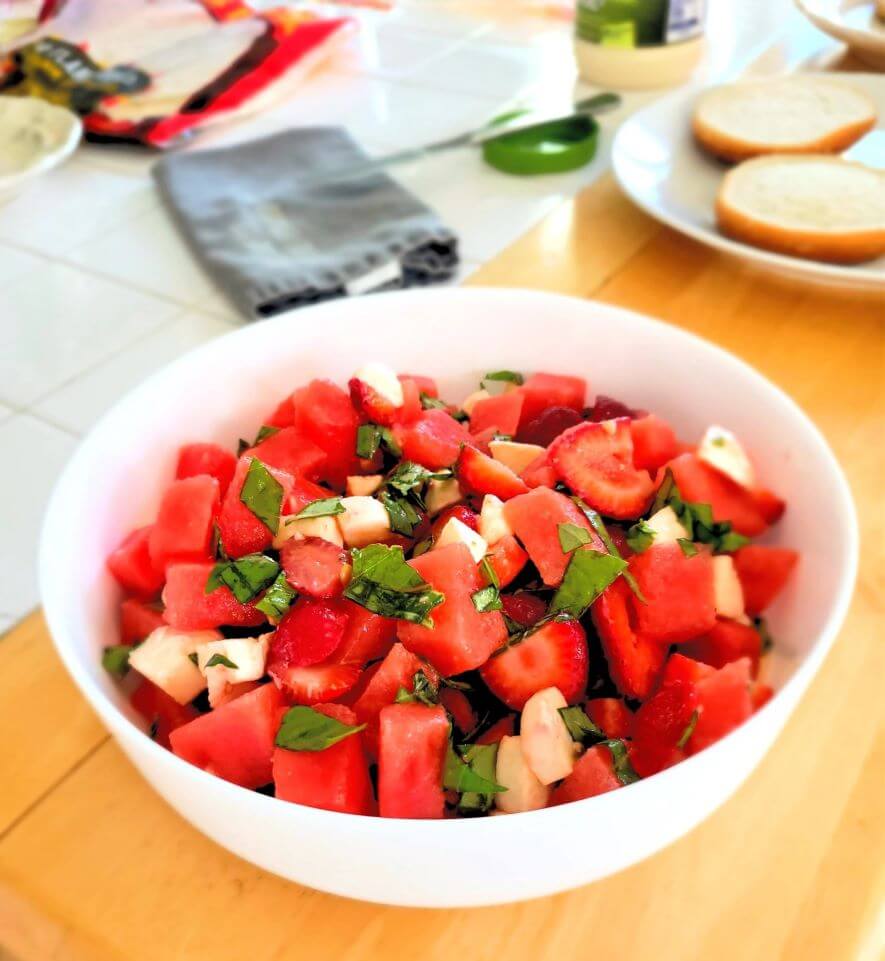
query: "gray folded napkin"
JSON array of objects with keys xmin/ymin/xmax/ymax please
[{"xmin": 152, "ymin": 127, "xmax": 459, "ymax": 319}]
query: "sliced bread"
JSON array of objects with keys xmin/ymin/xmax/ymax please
[
  {"xmin": 715, "ymin": 155, "xmax": 885, "ymax": 264},
  {"xmin": 693, "ymin": 77, "xmax": 877, "ymax": 162}
]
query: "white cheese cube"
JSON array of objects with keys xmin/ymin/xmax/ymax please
[
  {"xmin": 273, "ymin": 514, "xmax": 344, "ymax": 549},
  {"xmin": 425, "ymin": 477, "xmax": 463, "ymax": 516},
  {"xmin": 337, "ymin": 496, "xmax": 392, "ymax": 548},
  {"xmin": 195, "ymin": 635, "xmax": 269, "ymax": 708},
  {"xmin": 698, "ymin": 425, "xmax": 755, "ymax": 488},
  {"xmin": 494, "ymin": 735, "xmax": 551, "ymax": 814},
  {"xmin": 434, "ymin": 516, "xmax": 488, "ymax": 564},
  {"xmin": 712, "ymin": 554, "xmax": 746, "ymax": 620},
  {"xmin": 128, "ymin": 626, "xmax": 219, "ymax": 705},
  {"xmin": 478, "ymin": 494, "xmax": 513, "ymax": 546},
  {"xmin": 352, "ymin": 362, "xmax": 403, "ymax": 408},
  {"xmin": 645, "ymin": 505, "xmax": 690, "ymax": 544},
  {"xmin": 346, "ymin": 474, "xmax": 383, "ymax": 497},
  {"xmin": 461, "ymin": 388, "xmax": 490, "ymax": 416},
  {"xmin": 520, "ymin": 687, "xmax": 577, "ymax": 785},
  {"xmin": 489, "ymin": 440, "xmax": 546, "ymax": 475}
]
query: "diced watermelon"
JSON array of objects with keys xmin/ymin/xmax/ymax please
[
  {"xmin": 518, "ymin": 372, "xmax": 586, "ymax": 430},
  {"xmin": 469, "ymin": 391, "xmax": 524, "ymax": 437},
  {"xmin": 331, "ymin": 599, "xmax": 397, "ymax": 666},
  {"xmin": 130, "ymin": 679, "xmax": 198, "ymax": 749},
  {"xmin": 399, "ymin": 373, "xmax": 437, "ymax": 397},
  {"xmin": 273, "ymin": 703, "xmax": 374, "ymax": 815},
  {"xmin": 400, "ymin": 409, "xmax": 473, "ymax": 470},
  {"xmin": 176, "ymin": 443, "xmax": 237, "ymax": 497},
  {"xmin": 500, "ymin": 592, "xmax": 547, "ymax": 627},
  {"xmin": 586, "ymin": 697, "xmax": 633, "ymax": 739},
  {"xmin": 287, "ymin": 477, "xmax": 333, "ymax": 514},
  {"xmin": 628, "ymin": 542, "xmax": 716, "ymax": 644},
  {"xmin": 686, "ymin": 658, "xmax": 753, "ymax": 754},
  {"xmin": 292, "ymin": 379, "xmax": 360, "ymax": 487},
  {"xmin": 457, "ymin": 445, "xmax": 529, "ymax": 500},
  {"xmin": 630, "ymin": 680, "xmax": 698, "ymax": 777},
  {"xmin": 503, "ymin": 487, "xmax": 604, "ymax": 587},
  {"xmin": 732, "ymin": 545, "xmax": 799, "ymax": 615},
  {"xmin": 395, "ymin": 377, "xmax": 423, "ymax": 426},
  {"xmin": 660, "ymin": 652, "xmax": 715, "ymax": 689},
  {"xmin": 377, "ymin": 703, "xmax": 448, "ymax": 818},
  {"xmin": 438, "ymin": 687, "xmax": 477, "ymax": 735},
  {"xmin": 485, "ymin": 534, "xmax": 528, "ymax": 587},
  {"xmin": 681, "ymin": 619, "xmax": 763, "ymax": 677},
  {"xmin": 519, "ymin": 406, "xmax": 583, "ymax": 447},
  {"xmin": 245, "ymin": 426, "xmax": 325, "ymax": 481},
  {"xmin": 668, "ymin": 453, "xmax": 768, "ymax": 537},
  {"xmin": 107, "ymin": 526, "xmax": 165, "ymax": 600},
  {"xmin": 163, "ymin": 562, "xmax": 266, "ymax": 630},
  {"xmin": 520, "ymin": 452, "xmax": 557, "ymax": 489},
  {"xmin": 148, "ymin": 475, "xmax": 220, "ymax": 572},
  {"xmin": 170, "ymin": 683, "xmax": 285, "ymax": 788},
  {"xmin": 550, "ymin": 745, "xmax": 621, "ymax": 805},
  {"xmin": 263, "ymin": 395, "xmax": 296, "ymax": 428},
  {"xmin": 397, "ymin": 544, "xmax": 507, "ymax": 676},
  {"xmin": 630, "ymin": 414, "xmax": 678, "ymax": 473},
  {"xmin": 752, "ymin": 487, "xmax": 786, "ymax": 525},
  {"xmin": 217, "ymin": 456, "xmax": 295, "ymax": 558},
  {"xmin": 475, "ymin": 714, "xmax": 516, "ymax": 745},
  {"xmin": 280, "ymin": 537, "xmax": 348, "ymax": 598},
  {"xmin": 120, "ymin": 598, "xmax": 165, "ymax": 646}
]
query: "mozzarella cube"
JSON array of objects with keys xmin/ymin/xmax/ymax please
[
  {"xmin": 353, "ymin": 362, "xmax": 403, "ymax": 408},
  {"xmin": 479, "ymin": 494, "xmax": 513, "ymax": 545},
  {"xmin": 698, "ymin": 425, "xmax": 755, "ymax": 488},
  {"xmin": 489, "ymin": 440, "xmax": 546, "ymax": 475},
  {"xmin": 273, "ymin": 514, "xmax": 344, "ymax": 549},
  {"xmin": 712, "ymin": 554, "xmax": 746, "ymax": 620},
  {"xmin": 494, "ymin": 735, "xmax": 551, "ymax": 813},
  {"xmin": 128, "ymin": 627, "xmax": 219, "ymax": 705},
  {"xmin": 645, "ymin": 505, "xmax": 690, "ymax": 544},
  {"xmin": 434, "ymin": 516, "xmax": 488, "ymax": 564},
  {"xmin": 195, "ymin": 635, "xmax": 269, "ymax": 708},
  {"xmin": 425, "ymin": 477, "xmax": 463, "ymax": 516},
  {"xmin": 461, "ymin": 388, "xmax": 490, "ymax": 416},
  {"xmin": 337, "ymin": 496, "xmax": 392, "ymax": 548},
  {"xmin": 346, "ymin": 474, "xmax": 383, "ymax": 497},
  {"xmin": 520, "ymin": 687, "xmax": 577, "ymax": 785}
]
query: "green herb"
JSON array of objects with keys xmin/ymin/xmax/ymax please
[
  {"xmin": 239, "ymin": 458, "xmax": 284, "ymax": 534},
  {"xmin": 481, "ymin": 370, "xmax": 524, "ymax": 388},
  {"xmin": 275, "ymin": 705, "xmax": 366, "ymax": 752},
  {"xmin": 253, "ymin": 424, "xmax": 280, "ymax": 446},
  {"xmin": 205, "ymin": 652, "xmax": 238, "ymax": 670},
  {"xmin": 491, "ymin": 433, "xmax": 513, "ymax": 443},
  {"xmin": 419, "ymin": 392, "xmax": 448, "ymax": 411},
  {"xmin": 549, "ymin": 548, "xmax": 627, "ymax": 619},
  {"xmin": 625, "ymin": 520, "xmax": 656, "ymax": 554},
  {"xmin": 394, "ymin": 670, "xmax": 439, "ymax": 707},
  {"xmin": 344, "ymin": 544, "xmax": 445, "ymax": 626},
  {"xmin": 237, "ymin": 438, "xmax": 250, "ymax": 456},
  {"xmin": 573, "ymin": 498, "xmax": 646, "ymax": 603},
  {"xmin": 558, "ymin": 705, "xmax": 606, "ymax": 745},
  {"xmin": 205, "ymin": 553, "xmax": 280, "ymax": 604},
  {"xmin": 605, "ymin": 739, "xmax": 641, "ymax": 785},
  {"xmin": 378, "ymin": 426, "xmax": 401, "ymax": 458},
  {"xmin": 711, "ymin": 436, "xmax": 726, "ymax": 447},
  {"xmin": 211, "ymin": 522, "xmax": 228, "ymax": 561},
  {"xmin": 716, "ymin": 530, "xmax": 751, "ymax": 553},
  {"xmin": 649, "ymin": 469, "xmax": 749, "ymax": 554},
  {"xmin": 558, "ymin": 522, "xmax": 592, "ymax": 553},
  {"xmin": 379, "ymin": 488, "xmax": 422, "ymax": 536},
  {"xmin": 356, "ymin": 423, "xmax": 381, "ymax": 459},
  {"xmin": 386, "ymin": 461, "xmax": 448, "ymax": 500},
  {"xmin": 294, "ymin": 496, "xmax": 344, "ymax": 520},
  {"xmin": 412, "ymin": 538, "xmax": 433, "ymax": 557},
  {"xmin": 754, "ymin": 616, "xmax": 774, "ymax": 653},
  {"xmin": 188, "ymin": 652, "xmax": 199, "ymax": 665},
  {"xmin": 444, "ymin": 741, "xmax": 505, "ymax": 812},
  {"xmin": 255, "ymin": 571, "xmax": 297, "ymax": 623},
  {"xmin": 491, "ymin": 611, "xmax": 560, "ymax": 657},
  {"xmin": 451, "ymin": 409, "xmax": 469, "ymax": 423},
  {"xmin": 480, "ymin": 555, "xmax": 500, "ymax": 589},
  {"xmin": 677, "ymin": 538, "xmax": 699, "ymax": 558},
  {"xmin": 472, "ymin": 584, "xmax": 503, "ymax": 613},
  {"xmin": 676, "ymin": 710, "xmax": 699, "ymax": 749},
  {"xmin": 101, "ymin": 645, "xmax": 132, "ymax": 678},
  {"xmin": 378, "ymin": 461, "xmax": 450, "ymax": 537}
]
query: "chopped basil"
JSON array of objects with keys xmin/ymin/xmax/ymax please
[
  {"xmin": 275, "ymin": 705, "xmax": 366, "ymax": 752},
  {"xmin": 444, "ymin": 741, "xmax": 505, "ymax": 812},
  {"xmin": 711, "ymin": 436, "xmax": 726, "ymax": 447},
  {"xmin": 491, "ymin": 611, "xmax": 560, "ymax": 657},
  {"xmin": 101, "ymin": 644, "xmax": 132, "ymax": 678},
  {"xmin": 237, "ymin": 437, "xmax": 250, "ymax": 456},
  {"xmin": 472, "ymin": 584, "xmax": 503, "ymax": 613},
  {"xmin": 481, "ymin": 370, "xmax": 524, "ymax": 388},
  {"xmin": 419, "ymin": 392, "xmax": 448, "ymax": 411},
  {"xmin": 558, "ymin": 705, "xmax": 605, "ymax": 745},
  {"xmin": 549, "ymin": 548, "xmax": 627, "ymax": 619},
  {"xmin": 558, "ymin": 522, "xmax": 592, "ymax": 554},
  {"xmin": 356, "ymin": 423, "xmax": 381, "ymax": 459},
  {"xmin": 206, "ymin": 553, "xmax": 280, "ymax": 604},
  {"xmin": 377, "ymin": 461, "xmax": 449, "ymax": 537},
  {"xmin": 754, "ymin": 616, "xmax": 774, "ymax": 653},
  {"xmin": 573, "ymin": 498, "xmax": 646, "ymax": 604},
  {"xmin": 386, "ymin": 460, "xmax": 450, "ymax": 499},
  {"xmin": 625, "ymin": 520, "xmax": 656, "ymax": 554},
  {"xmin": 716, "ymin": 530, "xmax": 751, "ymax": 553},
  {"xmin": 253, "ymin": 424, "xmax": 280, "ymax": 446},
  {"xmin": 294, "ymin": 496, "xmax": 344, "ymax": 520},
  {"xmin": 394, "ymin": 670, "xmax": 439, "ymax": 707},
  {"xmin": 412, "ymin": 538, "xmax": 433, "ymax": 557},
  {"xmin": 676, "ymin": 710, "xmax": 699, "ymax": 749},
  {"xmin": 188, "ymin": 652, "xmax": 199, "ymax": 665},
  {"xmin": 379, "ymin": 488, "xmax": 422, "ymax": 536},
  {"xmin": 205, "ymin": 652, "xmax": 238, "ymax": 670},
  {"xmin": 480, "ymin": 555, "xmax": 500, "ymax": 589},
  {"xmin": 255, "ymin": 571, "xmax": 297, "ymax": 623},
  {"xmin": 239, "ymin": 458, "xmax": 284, "ymax": 535},
  {"xmin": 344, "ymin": 544, "xmax": 444, "ymax": 626},
  {"xmin": 451, "ymin": 409, "xmax": 469, "ymax": 423},
  {"xmin": 211, "ymin": 522, "xmax": 228, "ymax": 561},
  {"xmin": 605, "ymin": 739, "xmax": 641, "ymax": 785},
  {"xmin": 379, "ymin": 426, "xmax": 401, "ymax": 458},
  {"xmin": 677, "ymin": 538, "xmax": 699, "ymax": 558}
]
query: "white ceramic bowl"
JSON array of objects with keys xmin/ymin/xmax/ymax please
[{"xmin": 39, "ymin": 288, "xmax": 858, "ymax": 907}]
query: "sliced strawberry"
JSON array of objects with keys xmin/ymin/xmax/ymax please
[
  {"xmin": 485, "ymin": 534, "xmax": 528, "ymax": 587},
  {"xmin": 280, "ymin": 537, "xmax": 348, "ymax": 599},
  {"xmin": 331, "ymin": 600, "xmax": 397, "ymax": 666},
  {"xmin": 480, "ymin": 618, "xmax": 588, "ymax": 710},
  {"xmin": 549, "ymin": 418, "xmax": 655, "ymax": 520},
  {"xmin": 751, "ymin": 683, "xmax": 774, "ymax": 711},
  {"xmin": 469, "ymin": 390, "xmax": 524, "ymax": 437},
  {"xmin": 520, "ymin": 452, "xmax": 557, "ymax": 489},
  {"xmin": 269, "ymin": 598, "xmax": 348, "ymax": 669},
  {"xmin": 681, "ymin": 618, "xmax": 763, "ymax": 677},
  {"xmin": 456, "ymin": 445, "xmax": 529, "ymax": 501},
  {"xmin": 500, "ymin": 592, "xmax": 547, "ymax": 628},
  {"xmin": 349, "ymin": 376, "xmax": 398, "ymax": 426},
  {"xmin": 475, "ymin": 714, "xmax": 516, "ymax": 745},
  {"xmin": 630, "ymin": 680, "xmax": 699, "ymax": 777},
  {"xmin": 518, "ymin": 406, "xmax": 583, "ymax": 446},
  {"xmin": 439, "ymin": 687, "xmax": 477, "ymax": 735},
  {"xmin": 271, "ymin": 662, "xmax": 363, "ymax": 705},
  {"xmin": 431, "ymin": 504, "xmax": 479, "ymax": 539},
  {"xmin": 587, "ymin": 394, "xmax": 643, "ymax": 421},
  {"xmin": 585, "ymin": 697, "xmax": 633, "ymax": 739},
  {"xmin": 732, "ymin": 545, "xmax": 799, "ymax": 615}
]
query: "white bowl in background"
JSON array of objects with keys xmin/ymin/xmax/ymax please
[{"xmin": 39, "ymin": 288, "xmax": 858, "ymax": 907}]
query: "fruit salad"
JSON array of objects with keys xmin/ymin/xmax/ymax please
[{"xmin": 104, "ymin": 365, "xmax": 798, "ymax": 818}]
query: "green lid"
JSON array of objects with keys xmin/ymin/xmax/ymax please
[{"xmin": 482, "ymin": 114, "xmax": 599, "ymax": 176}]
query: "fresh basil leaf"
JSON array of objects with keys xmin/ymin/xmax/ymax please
[
  {"xmin": 605, "ymin": 738, "xmax": 641, "ymax": 785},
  {"xmin": 558, "ymin": 522, "xmax": 592, "ymax": 554},
  {"xmin": 650, "ymin": 469, "xmax": 678, "ymax": 517},
  {"xmin": 625, "ymin": 520, "xmax": 655, "ymax": 554},
  {"xmin": 451, "ymin": 409, "xmax": 469, "ymax": 423},
  {"xmin": 205, "ymin": 553, "xmax": 280, "ymax": 604},
  {"xmin": 549, "ymin": 548, "xmax": 627, "ymax": 619},
  {"xmin": 205, "ymin": 652, "xmax": 238, "ymax": 670},
  {"xmin": 716, "ymin": 530, "xmax": 751, "ymax": 553},
  {"xmin": 253, "ymin": 424, "xmax": 280, "ymax": 446},
  {"xmin": 255, "ymin": 571, "xmax": 297, "ymax": 623},
  {"xmin": 419, "ymin": 392, "xmax": 448, "ymax": 411},
  {"xmin": 676, "ymin": 710, "xmax": 699, "ymax": 749},
  {"xmin": 480, "ymin": 555, "xmax": 499, "ymax": 589},
  {"xmin": 188, "ymin": 652, "xmax": 199, "ymax": 666},
  {"xmin": 379, "ymin": 489, "xmax": 422, "ymax": 536},
  {"xmin": 648, "ymin": 470, "xmax": 747, "ymax": 554},
  {"xmin": 754, "ymin": 616, "xmax": 774, "ymax": 653},
  {"xmin": 295, "ymin": 496, "xmax": 344, "ymax": 520},
  {"xmin": 677, "ymin": 538, "xmax": 699, "ymax": 558},
  {"xmin": 275, "ymin": 705, "xmax": 366, "ymax": 752},
  {"xmin": 345, "ymin": 544, "xmax": 444, "ymax": 626},
  {"xmin": 395, "ymin": 670, "xmax": 440, "ymax": 707},
  {"xmin": 239, "ymin": 458, "xmax": 284, "ymax": 534},
  {"xmin": 378, "ymin": 426, "xmax": 401, "ymax": 458},
  {"xmin": 472, "ymin": 584, "xmax": 503, "ymax": 613},
  {"xmin": 573, "ymin": 498, "xmax": 647, "ymax": 604},
  {"xmin": 491, "ymin": 611, "xmax": 560, "ymax": 657},
  {"xmin": 481, "ymin": 370, "xmax": 524, "ymax": 388},
  {"xmin": 558, "ymin": 705, "xmax": 605, "ymax": 745},
  {"xmin": 412, "ymin": 538, "xmax": 433, "ymax": 558},
  {"xmin": 356, "ymin": 423, "xmax": 381, "ymax": 459},
  {"xmin": 386, "ymin": 460, "xmax": 441, "ymax": 498},
  {"xmin": 711, "ymin": 436, "xmax": 726, "ymax": 447},
  {"xmin": 101, "ymin": 645, "xmax": 132, "ymax": 678},
  {"xmin": 443, "ymin": 741, "xmax": 505, "ymax": 812},
  {"xmin": 394, "ymin": 685, "xmax": 413, "ymax": 704},
  {"xmin": 237, "ymin": 438, "xmax": 250, "ymax": 456},
  {"xmin": 211, "ymin": 522, "xmax": 228, "ymax": 561}
]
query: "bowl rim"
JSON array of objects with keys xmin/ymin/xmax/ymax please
[{"xmin": 38, "ymin": 286, "xmax": 860, "ymax": 832}]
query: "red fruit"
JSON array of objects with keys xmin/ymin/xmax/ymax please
[
  {"xmin": 349, "ymin": 376, "xmax": 398, "ymax": 426},
  {"xmin": 269, "ymin": 598, "xmax": 348, "ymax": 669},
  {"xmin": 550, "ymin": 744, "xmax": 622, "ymax": 805},
  {"xmin": 501, "ymin": 592, "xmax": 547, "ymax": 628},
  {"xmin": 480, "ymin": 618, "xmax": 588, "ymax": 710},
  {"xmin": 331, "ymin": 600, "xmax": 397, "ymax": 666},
  {"xmin": 469, "ymin": 426, "xmax": 497, "ymax": 454},
  {"xmin": 485, "ymin": 534, "xmax": 528, "ymax": 587},
  {"xmin": 681, "ymin": 619, "xmax": 763, "ymax": 677},
  {"xmin": 280, "ymin": 537, "xmax": 348, "ymax": 599},
  {"xmin": 605, "ymin": 523, "xmax": 633, "ymax": 558},
  {"xmin": 176, "ymin": 442, "xmax": 237, "ymax": 497},
  {"xmin": 456, "ymin": 445, "xmax": 529, "ymax": 501},
  {"xmin": 439, "ymin": 687, "xmax": 477, "ymax": 735},
  {"xmin": 130, "ymin": 679, "xmax": 198, "ymax": 749},
  {"xmin": 244, "ymin": 427, "xmax": 325, "ymax": 481},
  {"xmin": 263, "ymin": 396, "xmax": 295, "ymax": 428},
  {"xmin": 733, "ymin": 545, "xmax": 799, "ymax": 616},
  {"xmin": 503, "ymin": 486, "xmax": 604, "ymax": 587},
  {"xmin": 217, "ymin": 456, "xmax": 295, "ymax": 558},
  {"xmin": 628, "ymin": 542, "xmax": 716, "ymax": 644},
  {"xmin": 549, "ymin": 418, "xmax": 655, "ymax": 520},
  {"xmin": 213, "ymin": 681, "xmax": 261, "ymax": 708},
  {"xmin": 469, "ymin": 391, "xmax": 524, "ymax": 437},
  {"xmin": 395, "ymin": 378, "xmax": 423, "ymax": 426},
  {"xmin": 163, "ymin": 562, "xmax": 265, "ymax": 630},
  {"xmin": 273, "ymin": 703, "xmax": 374, "ymax": 815},
  {"xmin": 587, "ymin": 394, "xmax": 642, "ymax": 421},
  {"xmin": 519, "ymin": 406, "xmax": 583, "ymax": 446},
  {"xmin": 107, "ymin": 526, "xmax": 164, "ymax": 600},
  {"xmin": 400, "ymin": 409, "xmax": 473, "ymax": 470},
  {"xmin": 752, "ymin": 487, "xmax": 786, "ymax": 525},
  {"xmin": 630, "ymin": 414, "xmax": 679, "ymax": 473},
  {"xmin": 586, "ymin": 697, "xmax": 633, "ymax": 739},
  {"xmin": 660, "ymin": 652, "xmax": 715, "ymax": 689},
  {"xmin": 475, "ymin": 714, "xmax": 516, "ymax": 745},
  {"xmin": 169, "ymin": 683, "xmax": 285, "ymax": 789},
  {"xmin": 339, "ymin": 661, "xmax": 382, "ymax": 707},
  {"xmin": 591, "ymin": 577, "xmax": 666, "ymax": 700},
  {"xmin": 518, "ymin": 373, "xmax": 586, "ymax": 430},
  {"xmin": 399, "ymin": 373, "xmax": 438, "ymax": 397},
  {"xmin": 431, "ymin": 504, "xmax": 478, "ymax": 540},
  {"xmin": 398, "ymin": 544, "xmax": 508, "ymax": 676},
  {"xmin": 378, "ymin": 703, "xmax": 449, "ymax": 819},
  {"xmin": 120, "ymin": 598, "xmax": 165, "ymax": 646},
  {"xmin": 270, "ymin": 661, "xmax": 362, "ymax": 705},
  {"xmin": 148, "ymin": 475, "xmax": 220, "ymax": 572},
  {"xmin": 520, "ymin": 452, "xmax": 557, "ymax": 489},
  {"xmin": 630, "ymin": 680, "xmax": 699, "ymax": 777},
  {"xmin": 287, "ymin": 476, "xmax": 333, "ymax": 514},
  {"xmin": 292, "ymin": 379, "xmax": 360, "ymax": 487},
  {"xmin": 668, "ymin": 453, "xmax": 768, "ymax": 537},
  {"xmin": 751, "ymin": 683, "xmax": 774, "ymax": 710},
  {"xmin": 687, "ymin": 658, "xmax": 753, "ymax": 754}
]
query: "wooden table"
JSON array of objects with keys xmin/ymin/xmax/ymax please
[{"xmin": 1, "ymin": 177, "xmax": 883, "ymax": 961}]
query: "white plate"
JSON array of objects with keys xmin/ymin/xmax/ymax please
[
  {"xmin": 796, "ymin": 0, "xmax": 885, "ymax": 68},
  {"xmin": 611, "ymin": 73, "xmax": 885, "ymax": 291}
]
